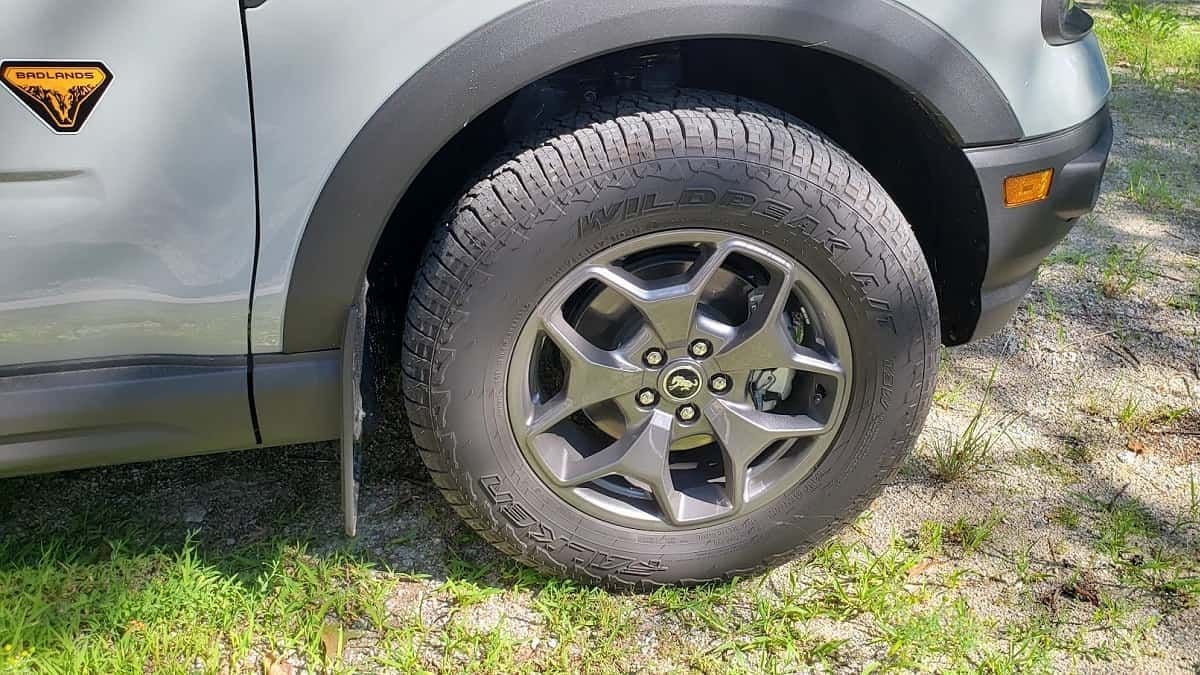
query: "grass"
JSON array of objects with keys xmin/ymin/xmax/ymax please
[
  {"xmin": 933, "ymin": 381, "xmax": 967, "ymax": 409},
  {"xmin": 1166, "ymin": 274, "xmax": 1200, "ymax": 313},
  {"xmin": 1041, "ymin": 289, "xmax": 1067, "ymax": 342},
  {"xmin": 1075, "ymin": 493, "xmax": 1200, "ymax": 608},
  {"xmin": 1085, "ymin": 393, "xmax": 1193, "ymax": 433},
  {"xmin": 0, "ymin": 497, "xmax": 1181, "ymax": 672},
  {"xmin": 1044, "ymin": 247, "xmax": 1094, "ymax": 279},
  {"xmin": 1095, "ymin": 0, "xmax": 1200, "ymax": 90},
  {"xmin": 1125, "ymin": 157, "xmax": 1187, "ymax": 211},
  {"xmin": 1015, "ymin": 446, "xmax": 1084, "ymax": 483},
  {"xmin": 1100, "ymin": 243, "xmax": 1154, "ymax": 298},
  {"xmin": 925, "ymin": 369, "xmax": 1009, "ymax": 482},
  {"xmin": 1049, "ymin": 504, "xmax": 1082, "ymax": 529},
  {"xmin": 945, "ymin": 511, "xmax": 1003, "ymax": 555},
  {"xmin": 0, "ymin": 534, "xmax": 396, "ymax": 673}
]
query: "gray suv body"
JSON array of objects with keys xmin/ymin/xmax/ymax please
[{"xmin": 1, "ymin": 0, "xmax": 1111, "ymax": 586}]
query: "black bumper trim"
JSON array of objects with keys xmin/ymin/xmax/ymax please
[{"xmin": 964, "ymin": 105, "xmax": 1113, "ymax": 340}]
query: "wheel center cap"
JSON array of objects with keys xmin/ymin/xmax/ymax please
[{"xmin": 662, "ymin": 364, "xmax": 703, "ymax": 402}]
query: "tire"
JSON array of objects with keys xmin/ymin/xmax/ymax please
[{"xmin": 402, "ymin": 90, "xmax": 939, "ymax": 588}]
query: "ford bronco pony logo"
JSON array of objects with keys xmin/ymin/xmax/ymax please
[{"xmin": 664, "ymin": 367, "xmax": 702, "ymax": 401}]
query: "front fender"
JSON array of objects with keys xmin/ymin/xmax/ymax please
[{"xmin": 246, "ymin": 0, "xmax": 1023, "ymax": 353}]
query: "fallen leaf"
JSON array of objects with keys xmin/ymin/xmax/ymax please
[
  {"xmin": 906, "ymin": 558, "xmax": 936, "ymax": 579},
  {"xmin": 1061, "ymin": 575, "xmax": 1101, "ymax": 606},
  {"xmin": 262, "ymin": 653, "xmax": 294, "ymax": 675},
  {"xmin": 321, "ymin": 623, "xmax": 345, "ymax": 663}
]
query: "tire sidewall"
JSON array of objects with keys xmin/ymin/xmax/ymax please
[{"xmin": 439, "ymin": 155, "xmax": 932, "ymax": 585}]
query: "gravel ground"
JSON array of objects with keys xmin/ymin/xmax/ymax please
[{"xmin": 2, "ymin": 14, "xmax": 1198, "ymax": 674}]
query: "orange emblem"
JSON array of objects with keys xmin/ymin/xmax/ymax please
[{"xmin": 1, "ymin": 61, "xmax": 112, "ymax": 133}]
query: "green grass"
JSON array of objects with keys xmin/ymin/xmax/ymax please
[
  {"xmin": 0, "ymin": 535, "xmax": 396, "ymax": 673},
  {"xmin": 1100, "ymin": 244, "xmax": 1154, "ymax": 298},
  {"xmin": 1166, "ymin": 274, "xmax": 1200, "ymax": 313},
  {"xmin": 924, "ymin": 369, "xmax": 1009, "ymax": 482},
  {"xmin": 1093, "ymin": 395, "xmax": 1192, "ymax": 433},
  {"xmin": 933, "ymin": 381, "xmax": 968, "ymax": 409},
  {"xmin": 1095, "ymin": 1, "xmax": 1200, "ymax": 91},
  {"xmin": 1075, "ymin": 493, "xmax": 1200, "ymax": 608},
  {"xmin": 1015, "ymin": 446, "xmax": 1083, "ymax": 483},
  {"xmin": 1044, "ymin": 247, "xmax": 1094, "ymax": 276},
  {"xmin": 0, "ymin": 512, "xmax": 1176, "ymax": 672},
  {"xmin": 945, "ymin": 511, "xmax": 1004, "ymax": 555},
  {"xmin": 1125, "ymin": 157, "xmax": 1187, "ymax": 211}
]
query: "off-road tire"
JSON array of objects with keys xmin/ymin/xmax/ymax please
[{"xmin": 401, "ymin": 90, "xmax": 939, "ymax": 589}]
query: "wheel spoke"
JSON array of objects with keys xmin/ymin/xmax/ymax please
[
  {"xmin": 583, "ymin": 244, "xmax": 730, "ymax": 347},
  {"xmin": 704, "ymin": 399, "xmax": 827, "ymax": 511},
  {"xmin": 554, "ymin": 410, "xmax": 699, "ymax": 524},
  {"xmin": 553, "ymin": 409, "xmax": 670, "ymax": 484},
  {"xmin": 790, "ymin": 346, "xmax": 846, "ymax": 380},
  {"xmin": 527, "ymin": 394, "xmax": 578, "ymax": 436},
  {"xmin": 710, "ymin": 269, "xmax": 791, "ymax": 371},
  {"xmin": 712, "ymin": 273, "xmax": 845, "ymax": 382},
  {"xmin": 613, "ymin": 393, "xmax": 652, "ymax": 431},
  {"xmin": 539, "ymin": 310, "xmax": 645, "ymax": 414},
  {"xmin": 692, "ymin": 307, "xmax": 738, "ymax": 354}
]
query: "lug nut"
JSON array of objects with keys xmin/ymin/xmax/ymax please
[
  {"xmin": 637, "ymin": 389, "xmax": 659, "ymax": 407},
  {"xmin": 688, "ymin": 340, "xmax": 712, "ymax": 359},
  {"xmin": 676, "ymin": 404, "xmax": 699, "ymax": 423},
  {"xmin": 643, "ymin": 348, "xmax": 666, "ymax": 368},
  {"xmin": 709, "ymin": 374, "xmax": 731, "ymax": 394}
]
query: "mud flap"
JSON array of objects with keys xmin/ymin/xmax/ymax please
[{"xmin": 340, "ymin": 282, "xmax": 367, "ymax": 536}]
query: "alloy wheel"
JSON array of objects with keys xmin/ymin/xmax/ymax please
[{"xmin": 507, "ymin": 230, "xmax": 852, "ymax": 530}]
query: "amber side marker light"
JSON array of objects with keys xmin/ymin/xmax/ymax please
[{"xmin": 1004, "ymin": 169, "xmax": 1054, "ymax": 207}]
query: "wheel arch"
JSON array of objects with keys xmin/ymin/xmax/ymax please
[{"xmin": 279, "ymin": 0, "xmax": 1016, "ymax": 352}]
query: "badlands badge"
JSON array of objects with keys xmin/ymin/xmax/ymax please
[{"xmin": 1, "ymin": 61, "xmax": 112, "ymax": 133}]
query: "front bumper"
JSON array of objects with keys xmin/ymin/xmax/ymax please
[{"xmin": 964, "ymin": 105, "xmax": 1114, "ymax": 340}]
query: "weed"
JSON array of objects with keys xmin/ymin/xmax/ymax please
[
  {"xmin": 439, "ymin": 576, "xmax": 503, "ymax": 608},
  {"xmin": 533, "ymin": 581, "xmax": 636, "ymax": 671},
  {"xmin": 1100, "ymin": 244, "xmax": 1153, "ymax": 298},
  {"xmin": 650, "ymin": 580, "xmax": 737, "ymax": 634},
  {"xmin": 979, "ymin": 617, "xmax": 1057, "ymax": 673},
  {"xmin": 1013, "ymin": 543, "xmax": 1049, "ymax": 585},
  {"xmin": 1016, "ymin": 446, "xmax": 1083, "ymax": 483},
  {"xmin": 1126, "ymin": 158, "xmax": 1184, "ymax": 210},
  {"xmin": 946, "ymin": 511, "xmax": 1003, "ymax": 555},
  {"xmin": 1117, "ymin": 396, "xmax": 1143, "ymax": 432},
  {"xmin": 1187, "ymin": 473, "xmax": 1200, "ymax": 529},
  {"xmin": 1048, "ymin": 505, "xmax": 1081, "ymax": 529},
  {"xmin": 1120, "ymin": 547, "xmax": 1200, "ymax": 607},
  {"xmin": 926, "ymin": 368, "xmax": 1009, "ymax": 482},
  {"xmin": 1044, "ymin": 247, "xmax": 1094, "ymax": 271},
  {"xmin": 918, "ymin": 521, "xmax": 945, "ymax": 555},
  {"xmin": 1117, "ymin": 399, "xmax": 1191, "ymax": 433},
  {"xmin": 1039, "ymin": 289, "xmax": 1068, "ymax": 342},
  {"xmin": 1166, "ymin": 276, "xmax": 1200, "ymax": 313},
  {"xmin": 1098, "ymin": 1, "xmax": 1200, "ymax": 90},
  {"xmin": 934, "ymin": 381, "xmax": 967, "ymax": 409}
]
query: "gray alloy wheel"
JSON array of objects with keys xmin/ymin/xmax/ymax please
[
  {"xmin": 507, "ymin": 230, "xmax": 852, "ymax": 530},
  {"xmin": 401, "ymin": 90, "xmax": 939, "ymax": 587}
]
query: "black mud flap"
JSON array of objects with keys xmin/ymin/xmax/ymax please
[{"xmin": 341, "ymin": 283, "xmax": 368, "ymax": 536}]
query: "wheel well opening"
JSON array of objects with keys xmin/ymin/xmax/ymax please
[{"xmin": 368, "ymin": 38, "xmax": 988, "ymax": 347}]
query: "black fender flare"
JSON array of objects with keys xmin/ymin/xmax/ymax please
[{"xmin": 280, "ymin": 0, "xmax": 1021, "ymax": 352}]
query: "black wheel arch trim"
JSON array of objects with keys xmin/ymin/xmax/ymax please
[{"xmin": 279, "ymin": 0, "xmax": 1022, "ymax": 352}]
